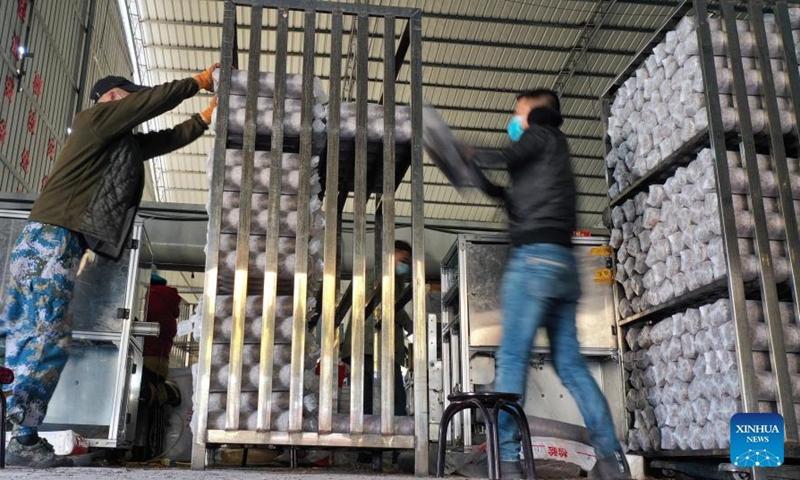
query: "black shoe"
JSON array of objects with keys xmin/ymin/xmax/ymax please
[
  {"xmin": 500, "ymin": 460, "xmax": 523, "ymax": 479},
  {"xmin": 589, "ymin": 450, "xmax": 631, "ymax": 480}
]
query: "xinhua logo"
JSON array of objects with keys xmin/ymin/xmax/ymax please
[{"xmin": 730, "ymin": 413, "xmax": 784, "ymax": 468}]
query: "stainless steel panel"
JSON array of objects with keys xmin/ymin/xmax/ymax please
[
  {"xmin": 206, "ymin": 430, "xmax": 415, "ymax": 450},
  {"xmin": 288, "ymin": 8, "xmax": 315, "ymax": 433},
  {"xmin": 696, "ymin": 0, "xmax": 759, "ymax": 416},
  {"xmin": 748, "ymin": 1, "xmax": 799, "ymax": 439},
  {"xmin": 256, "ymin": 5, "xmax": 289, "ymax": 432},
  {"xmin": 226, "ymin": 1, "xmax": 264, "ymax": 431},
  {"xmin": 42, "ymin": 338, "xmax": 142, "ymax": 447},
  {"xmin": 519, "ymin": 358, "xmax": 625, "ymax": 436},
  {"xmin": 427, "ymin": 312, "xmax": 443, "ymax": 442},
  {"xmin": 192, "ymin": 0, "xmax": 236, "ymax": 466},
  {"xmin": 380, "ymin": 14, "xmax": 397, "ymax": 435},
  {"xmin": 317, "ymin": 9, "xmax": 343, "ymax": 435},
  {"xmin": 70, "ymin": 248, "xmax": 134, "ymax": 333},
  {"xmin": 43, "ymin": 341, "xmax": 119, "ymax": 427},
  {"xmin": 410, "ymin": 10, "xmax": 429, "ymax": 473},
  {"xmin": 465, "ymin": 239, "xmax": 616, "ymax": 349},
  {"xmin": 349, "ymin": 12, "xmax": 370, "ymax": 435}
]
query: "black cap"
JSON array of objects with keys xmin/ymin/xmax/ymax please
[{"xmin": 90, "ymin": 76, "xmax": 148, "ymax": 103}]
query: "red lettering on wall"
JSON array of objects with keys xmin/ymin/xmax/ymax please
[
  {"xmin": 32, "ymin": 72, "xmax": 42, "ymax": 97},
  {"xmin": 4, "ymin": 76, "xmax": 14, "ymax": 101},
  {"xmin": 26, "ymin": 108, "xmax": 37, "ymax": 135},
  {"xmin": 20, "ymin": 149, "xmax": 30, "ymax": 174},
  {"xmin": 11, "ymin": 34, "xmax": 21, "ymax": 61},
  {"xmin": 18, "ymin": 0, "xmax": 28, "ymax": 23},
  {"xmin": 47, "ymin": 137, "xmax": 56, "ymax": 160}
]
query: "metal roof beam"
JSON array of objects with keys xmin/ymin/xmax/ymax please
[
  {"xmin": 344, "ymin": 194, "xmax": 604, "ymax": 213},
  {"xmin": 431, "ymin": 105, "xmax": 599, "ymax": 121},
  {"xmin": 474, "ymin": 149, "xmax": 606, "ymax": 169},
  {"xmin": 145, "ymin": 43, "xmax": 617, "ymax": 78},
  {"xmin": 396, "ymin": 180, "xmax": 608, "ymax": 197},
  {"xmin": 567, "ymin": 0, "xmax": 678, "ymax": 5},
  {"xmin": 158, "ymin": 170, "xmax": 608, "ymax": 183},
  {"xmin": 139, "ymin": 18, "xmax": 637, "ymax": 56},
  {"xmin": 192, "ymin": 129, "xmax": 603, "ymax": 143},
  {"xmin": 423, "ymin": 12, "xmax": 657, "ymax": 34},
  {"xmin": 165, "ymin": 105, "xmax": 600, "ymax": 122},
  {"xmin": 450, "ymin": 125, "xmax": 603, "ymax": 141},
  {"xmin": 552, "ymin": 0, "xmax": 621, "ymax": 93},
  {"xmin": 160, "ymin": 152, "xmax": 606, "ymax": 165},
  {"xmin": 149, "ymin": 0, "xmax": 670, "ymax": 32},
  {"xmin": 149, "ymin": 67, "xmax": 604, "ymax": 101}
]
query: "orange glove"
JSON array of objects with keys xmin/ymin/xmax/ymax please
[
  {"xmin": 194, "ymin": 62, "xmax": 220, "ymax": 92},
  {"xmin": 200, "ymin": 95, "xmax": 218, "ymax": 125}
]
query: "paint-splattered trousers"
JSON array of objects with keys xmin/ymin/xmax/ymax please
[{"xmin": 2, "ymin": 221, "xmax": 82, "ymax": 427}]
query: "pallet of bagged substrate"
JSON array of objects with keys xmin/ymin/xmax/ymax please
[
  {"xmin": 204, "ymin": 149, "xmax": 326, "ymax": 293},
  {"xmin": 610, "ymin": 149, "xmax": 800, "ymax": 318},
  {"xmin": 186, "ymin": 289, "xmax": 324, "ymax": 435},
  {"xmin": 605, "ymin": 13, "xmax": 800, "ymax": 198},
  {"xmin": 622, "ymin": 298, "xmax": 800, "ymax": 452},
  {"xmin": 211, "ymin": 70, "xmax": 328, "ymax": 152}
]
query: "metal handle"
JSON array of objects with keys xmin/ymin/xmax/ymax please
[{"xmin": 130, "ymin": 322, "xmax": 160, "ymax": 337}]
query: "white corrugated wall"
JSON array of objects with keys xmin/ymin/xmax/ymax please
[{"xmin": 0, "ymin": 0, "xmax": 133, "ymax": 195}]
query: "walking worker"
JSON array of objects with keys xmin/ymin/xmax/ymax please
[
  {"xmin": 1, "ymin": 63, "xmax": 220, "ymax": 468},
  {"xmin": 474, "ymin": 89, "xmax": 631, "ymax": 479}
]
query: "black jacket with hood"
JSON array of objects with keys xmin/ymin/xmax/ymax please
[{"xmin": 478, "ymin": 107, "xmax": 576, "ymax": 247}]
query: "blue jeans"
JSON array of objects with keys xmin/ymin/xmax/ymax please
[{"xmin": 495, "ymin": 243, "xmax": 620, "ymax": 461}]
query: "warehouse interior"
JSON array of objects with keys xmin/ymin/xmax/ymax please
[{"xmin": 2, "ymin": 0, "xmax": 800, "ymax": 479}]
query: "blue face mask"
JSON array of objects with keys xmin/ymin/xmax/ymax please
[
  {"xmin": 396, "ymin": 263, "xmax": 410, "ymax": 277},
  {"xmin": 507, "ymin": 115, "xmax": 525, "ymax": 142}
]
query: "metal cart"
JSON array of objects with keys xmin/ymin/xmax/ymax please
[
  {"xmin": 602, "ymin": 1, "xmax": 800, "ymax": 478},
  {"xmin": 436, "ymin": 233, "xmax": 624, "ymax": 449},
  {"xmin": 0, "ymin": 208, "xmax": 153, "ymax": 448}
]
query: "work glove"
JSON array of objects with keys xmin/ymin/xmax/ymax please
[
  {"xmin": 194, "ymin": 62, "xmax": 221, "ymax": 92},
  {"xmin": 200, "ymin": 95, "xmax": 218, "ymax": 125}
]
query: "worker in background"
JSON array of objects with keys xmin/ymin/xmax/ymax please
[
  {"xmin": 341, "ymin": 240, "xmax": 414, "ymax": 417},
  {"xmin": 133, "ymin": 272, "xmax": 182, "ymax": 461},
  {"xmin": 142, "ymin": 273, "xmax": 182, "ymax": 407},
  {"xmin": 1, "ymin": 65, "xmax": 219, "ymax": 468},
  {"xmin": 472, "ymin": 90, "xmax": 630, "ymax": 479}
]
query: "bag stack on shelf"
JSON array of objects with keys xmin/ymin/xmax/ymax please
[
  {"xmin": 193, "ymin": 70, "xmax": 328, "ymax": 435},
  {"xmin": 623, "ymin": 299, "xmax": 800, "ymax": 452},
  {"xmin": 606, "ymin": 14, "xmax": 800, "ymax": 198},
  {"xmin": 337, "ymin": 102, "xmax": 413, "ymax": 143},
  {"xmin": 610, "ymin": 149, "xmax": 797, "ymax": 317},
  {"xmin": 607, "ymin": 5, "xmax": 800, "ymax": 455},
  {"xmin": 212, "ymin": 70, "xmax": 329, "ymax": 151}
]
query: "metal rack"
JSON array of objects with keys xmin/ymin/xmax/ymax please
[
  {"xmin": 437, "ymin": 234, "xmax": 624, "ymax": 450},
  {"xmin": 601, "ymin": 0, "xmax": 800, "ymax": 474},
  {"xmin": 193, "ymin": 0, "xmax": 428, "ymax": 474}
]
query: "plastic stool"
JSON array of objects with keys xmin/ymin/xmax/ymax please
[
  {"xmin": 0, "ymin": 367, "xmax": 15, "ymax": 469},
  {"xmin": 436, "ymin": 392, "xmax": 536, "ymax": 479}
]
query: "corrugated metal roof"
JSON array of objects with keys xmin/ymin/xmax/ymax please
[{"xmin": 126, "ymin": 0, "xmax": 683, "ymax": 229}]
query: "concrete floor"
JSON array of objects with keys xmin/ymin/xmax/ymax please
[
  {"xmin": 0, "ymin": 468, "xmax": 419, "ymax": 480},
  {"xmin": 0, "ymin": 466, "xmax": 595, "ymax": 480}
]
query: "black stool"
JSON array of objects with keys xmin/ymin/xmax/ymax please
[
  {"xmin": 436, "ymin": 392, "xmax": 536, "ymax": 479},
  {"xmin": 0, "ymin": 366, "xmax": 15, "ymax": 469}
]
